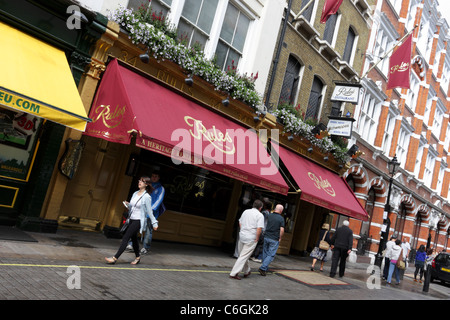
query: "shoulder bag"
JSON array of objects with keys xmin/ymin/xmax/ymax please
[
  {"xmin": 120, "ymin": 193, "xmax": 145, "ymax": 234},
  {"xmin": 396, "ymin": 249, "xmax": 406, "ymax": 270},
  {"xmin": 319, "ymin": 231, "xmax": 330, "ymax": 250}
]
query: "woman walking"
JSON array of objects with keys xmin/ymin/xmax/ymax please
[
  {"xmin": 105, "ymin": 176, "xmax": 158, "ymax": 265},
  {"xmin": 385, "ymin": 239, "xmax": 402, "ymax": 285},
  {"xmin": 414, "ymin": 245, "xmax": 426, "ymax": 283},
  {"xmin": 310, "ymin": 223, "xmax": 331, "ymax": 272}
]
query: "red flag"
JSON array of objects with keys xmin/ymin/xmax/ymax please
[
  {"xmin": 320, "ymin": 0, "xmax": 344, "ymax": 23},
  {"xmin": 387, "ymin": 34, "xmax": 413, "ymax": 90}
]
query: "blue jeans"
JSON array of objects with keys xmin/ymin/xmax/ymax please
[
  {"xmin": 260, "ymin": 237, "xmax": 279, "ymax": 271},
  {"xmin": 387, "ymin": 261, "xmax": 400, "ymax": 284},
  {"xmin": 142, "ymin": 225, "xmax": 153, "ymax": 250}
]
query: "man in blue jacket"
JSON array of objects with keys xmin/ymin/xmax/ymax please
[{"xmin": 141, "ymin": 171, "xmax": 165, "ymax": 254}]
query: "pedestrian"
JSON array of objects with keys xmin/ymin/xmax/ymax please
[
  {"xmin": 386, "ymin": 239, "xmax": 402, "ymax": 285},
  {"xmin": 140, "ymin": 170, "xmax": 165, "ymax": 255},
  {"xmin": 329, "ymin": 220, "xmax": 353, "ymax": 278},
  {"xmin": 105, "ymin": 176, "xmax": 158, "ymax": 265},
  {"xmin": 382, "ymin": 235, "xmax": 397, "ymax": 280},
  {"xmin": 250, "ymin": 200, "xmax": 271, "ymax": 263},
  {"xmin": 258, "ymin": 204, "xmax": 285, "ymax": 276},
  {"xmin": 401, "ymin": 237, "xmax": 411, "ymax": 263},
  {"xmin": 229, "ymin": 199, "xmax": 264, "ymax": 280},
  {"xmin": 414, "ymin": 244, "xmax": 426, "ymax": 283},
  {"xmin": 310, "ymin": 223, "xmax": 331, "ymax": 272}
]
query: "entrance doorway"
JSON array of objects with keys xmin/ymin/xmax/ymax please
[{"xmin": 59, "ymin": 136, "xmax": 126, "ymax": 231}]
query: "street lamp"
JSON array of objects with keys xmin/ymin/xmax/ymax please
[{"xmin": 374, "ymin": 155, "xmax": 400, "ymax": 268}]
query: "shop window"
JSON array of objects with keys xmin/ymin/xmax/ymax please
[
  {"xmin": 135, "ymin": 150, "xmax": 234, "ymax": 221},
  {"xmin": 238, "ymin": 185, "xmax": 298, "ymax": 234},
  {"xmin": 0, "ymin": 107, "xmax": 43, "ymax": 181}
]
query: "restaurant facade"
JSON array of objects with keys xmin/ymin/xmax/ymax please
[{"xmin": 2, "ymin": 1, "xmax": 369, "ymax": 257}]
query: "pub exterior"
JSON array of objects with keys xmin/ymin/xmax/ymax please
[{"xmin": 3, "ymin": 1, "xmax": 371, "ymax": 257}]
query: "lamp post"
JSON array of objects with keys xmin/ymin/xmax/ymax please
[{"xmin": 374, "ymin": 155, "xmax": 400, "ymax": 268}]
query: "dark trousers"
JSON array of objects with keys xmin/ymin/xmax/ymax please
[
  {"xmin": 383, "ymin": 257, "xmax": 391, "ymax": 279},
  {"xmin": 330, "ymin": 247, "xmax": 349, "ymax": 277},
  {"xmin": 115, "ymin": 219, "xmax": 141, "ymax": 259}
]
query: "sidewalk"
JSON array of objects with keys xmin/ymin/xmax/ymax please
[{"xmin": 0, "ymin": 227, "xmax": 448, "ymax": 300}]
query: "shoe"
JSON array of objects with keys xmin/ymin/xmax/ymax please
[
  {"xmin": 250, "ymin": 257, "xmax": 262, "ymax": 263},
  {"xmin": 258, "ymin": 268, "xmax": 266, "ymax": 276},
  {"xmin": 244, "ymin": 272, "xmax": 251, "ymax": 278},
  {"xmin": 310, "ymin": 266, "xmax": 314, "ymax": 271},
  {"xmin": 131, "ymin": 257, "xmax": 141, "ymax": 265},
  {"xmin": 126, "ymin": 245, "xmax": 133, "ymax": 252},
  {"xmin": 229, "ymin": 275, "xmax": 241, "ymax": 280},
  {"xmin": 414, "ymin": 279, "xmax": 418, "ymax": 282},
  {"xmin": 319, "ymin": 269, "xmax": 324, "ymax": 272},
  {"xmin": 419, "ymin": 280, "xmax": 423, "ymax": 283},
  {"xmin": 105, "ymin": 257, "xmax": 117, "ymax": 264},
  {"xmin": 140, "ymin": 248, "xmax": 148, "ymax": 255}
]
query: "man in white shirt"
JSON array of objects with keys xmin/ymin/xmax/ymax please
[{"xmin": 230, "ymin": 199, "xmax": 264, "ymax": 280}]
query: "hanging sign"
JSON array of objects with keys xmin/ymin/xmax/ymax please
[
  {"xmin": 331, "ymin": 83, "xmax": 362, "ymax": 104},
  {"xmin": 327, "ymin": 116, "xmax": 355, "ymax": 138}
]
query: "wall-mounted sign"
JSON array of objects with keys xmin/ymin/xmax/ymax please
[
  {"xmin": 327, "ymin": 116, "xmax": 355, "ymax": 138},
  {"xmin": 331, "ymin": 83, "xmax": 362, "ymax": 104}
]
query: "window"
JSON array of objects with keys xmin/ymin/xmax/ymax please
[
  {"xmin": 396, "ymin": 126, "xmax": 411, "ymax": 167},
  {"xmin": 382, "ymin": 111, "xmax": 396, "ymax": 154},
  {"xmin": 360, "ymin": 188, "xmax": 375, "ymax": 238},
  {"xmin": 323, "ymin": 12, "xmax": 338, "ymax": 45},
  {"xmin": 432, "ymin": 101, "xmax": 445, "ymax": 139},
  {"xmin": 405, "ymin": 72, "xmax": 420, "ymax": 111},
  {"xmin": 177, "ymin": 0, "xmax": 219, "ymax": 50},
  {"xmin": 372, "ymin": 16, "xmax": 398, "ymax": 76},
  {"xmin": 343, "ymin": 27, "xmax": 357, "ymax": 64},
  {"xmin": 305, "ymin": 76, "xmax": 324, "ymax": 121},
  {"xmin": 215, "ymin": 2, "xmax": 251, "ymax": 70},
  {"xmin": 137, "ymin": 150, "xmax": 234, "ymax": 220},
  {"xmin": 424, "ymin": 150, "xmax": 436, "ymax": 187},
  {"xmin": 414, "ymin": 138, "xmax": 425, "ymax": 177},
  {"xmin": 279, "ymin": 55, "xmax": 302, "ymax": 105},
  {"xmin": 143, "ymin": 0, "xmax": 253, "ymax": 72},
  {"xmin": 300, "ymin": 0, "xmax": 315, "ymax": 23},
  {"xmin": 358, "ymin": 94, "xmax": 382, "ymax": 145}
]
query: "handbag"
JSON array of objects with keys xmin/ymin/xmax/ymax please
[
  {"xmin": 319, "ymin": 231, "xmax": 330, "ymax": 250},
  {"xmin": 120, "ymin": 193, "xmax": 145, "ymax": 234},
  {"xmin": 396, "ymin": 249, "xmax": 406, "ymax": 270}
]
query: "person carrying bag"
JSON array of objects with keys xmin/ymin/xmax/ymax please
[{"xmin": 105, "ymin": 176, "xmax": 158, "ymax": 265}]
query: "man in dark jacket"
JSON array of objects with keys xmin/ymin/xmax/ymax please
[{"xmin": 329, "ymin": 220, "xmax": 353, "ymax": 278}]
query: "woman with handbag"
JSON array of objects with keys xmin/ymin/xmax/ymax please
[
  {"xmin": 310, "ymin": 223, "xmax": 331, "ymax": 271},
  {"xmin": 105, "ymin": 176, "xmax": 158, "ymax": 265},
  {"xmin": 385, "ymin": 239, "xmax": 402, "ymax": 285}
]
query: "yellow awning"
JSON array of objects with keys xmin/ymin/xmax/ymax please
[{"xmin": 0, "ymin": 22, "xmax": 90, "ymax": 131}]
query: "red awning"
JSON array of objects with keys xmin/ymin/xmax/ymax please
[
  {"xmin": 272, "ymin": 143, "xmax": 368, "ymax": 221},
  {"xmin": 85, "ymin": 59, "xmax": 288, "ymax": 195}
]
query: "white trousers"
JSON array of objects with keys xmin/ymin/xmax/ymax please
[{"xmin": 230, "ymin": 240, "xmax": 257, "ymax": 276}]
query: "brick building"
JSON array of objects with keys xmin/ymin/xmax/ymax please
[{"xmin": 349, "ymin": 0, "xmax": 450, "ymax": 262}]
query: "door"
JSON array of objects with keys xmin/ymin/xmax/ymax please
[{"xmin": 60, "ymin": 136, "xmax": 125, "ymax": 224}]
